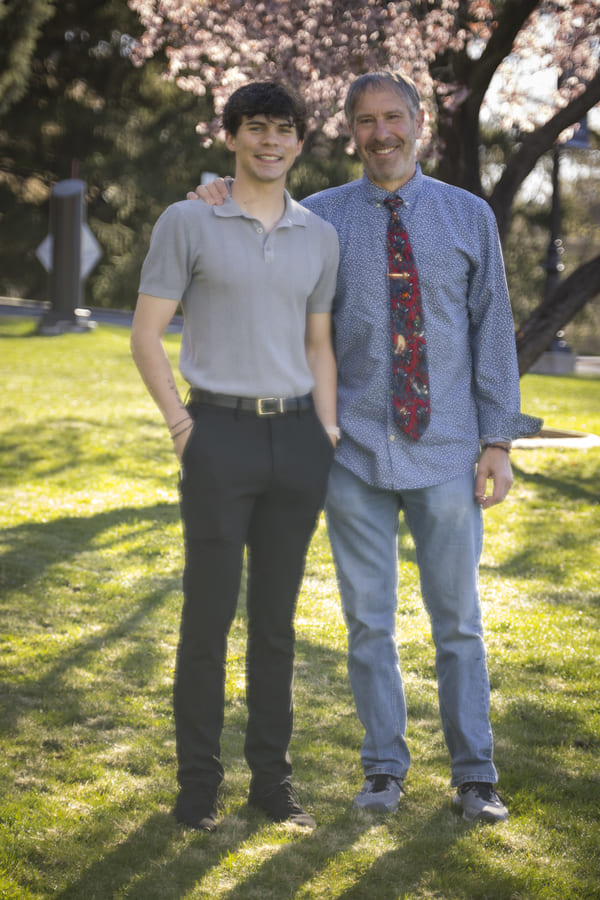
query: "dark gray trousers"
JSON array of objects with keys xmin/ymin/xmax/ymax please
[{"xmin": 175, "ymin": 401, "xmax": 333, "ymax": 796}]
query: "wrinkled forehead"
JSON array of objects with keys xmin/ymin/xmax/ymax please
[
  {"xmin": 346, "ymin": 77, "xmax": 419, "ymax": 125},
  {"xmin": 352, "ymin": 84, "xmax": 415, "ymax": 118}
]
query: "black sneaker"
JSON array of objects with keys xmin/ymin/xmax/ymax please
[
  {"xmin": 249, "ymin": 781, "xmax": 316, "ymax": 829},
  {"xmin": 174, "ymin": 785, "xmax": 219, "ymax": 832},
  {"xmin": 452, "ymin": 782, "xmax": 508, "ymax": 823}
]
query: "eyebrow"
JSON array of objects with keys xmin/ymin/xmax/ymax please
[{"xmin": 245, "ymin": 115, "xmax": 295, "ymax": 127}]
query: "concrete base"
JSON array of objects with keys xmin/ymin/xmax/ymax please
[
  {"xmin": 36, "ymin": 309, "xmax": 97, "ymax": 335},
  {"xmin": 529, "ymin": 352, "xmax": 575, "ymax": 375}
]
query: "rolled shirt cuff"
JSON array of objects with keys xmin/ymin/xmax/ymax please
[{"xmin": 480, "ymin": 412, "xmax": 543, "ymax": 445}]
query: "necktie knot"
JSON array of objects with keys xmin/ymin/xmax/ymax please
[{"xmin": 384, "ymin": 195, "xmax": 403, "ymax": 216}]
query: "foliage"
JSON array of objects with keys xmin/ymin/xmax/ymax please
[
  {"xmin": 127, "ymin": 1, "xmax": 599, "ymax": 156},
  {"xmin": 0, "ymin": 318, "xmax": 599, "ymax": 899},
  {"xmin": 0, "ymin": 0, "xmax": 55, "ymax": 116},
  {"xmin": 0, "ymin": 0, "xmax": 361, "ymax": 309},
  {"xmin": 0, "ymin": 0, "xmax": 229, "ymax": 306},
  {"xmin": 128, "ymin": 0, "xmax": 600, "ymax": 367}
]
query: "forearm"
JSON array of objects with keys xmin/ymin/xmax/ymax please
[
  {"xmin": 130, "ymin": 329, "xmax": 188, "ymax": 429},
  {"xmin": 307, "ymin": 343, "xmax": 337, "ymax": 435},
  {"xmin": 130, "ymin": 294, "xmax": 193, "ymax": 458}
]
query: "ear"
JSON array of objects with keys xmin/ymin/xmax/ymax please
[
  {"xmin": 415, "ymin": 108, "xmax": 425, "ymax": 140},
  {"xmin": 225, "ymin": 131, "xmax": 236, "ymax": 152},
  {"xmin": 295, "ymin": 139, "xmax": 304, "ymax": 159}
]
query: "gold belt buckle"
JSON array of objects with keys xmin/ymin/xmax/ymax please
[{"xmin": 256, "ymin": 397, "xmax": 284, "ymax": 416}]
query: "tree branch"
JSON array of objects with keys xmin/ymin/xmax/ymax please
[
  {"xmin": 491, "ymin": 69, "xmax": 600, "ymax": 243},
  {"xmin": 516, "ymin": 253, "xmax": 600, "ymax": 374},
  {"xmin": 467, "ymin": 0, "xmax": 539, "ymax": 109}
]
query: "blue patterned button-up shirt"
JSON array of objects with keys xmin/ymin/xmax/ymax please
[{"xmin": 303, "ymin": 165, "xmax": 541, "ymax": 490}]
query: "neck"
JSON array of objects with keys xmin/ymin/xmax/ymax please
[
  {"xmin": 367, "ymin": 163, "xmax": 418, "ymax": 194},
  {"xmin": 231, "ymin": 176, "xmax": 287, "ymax": 233}
]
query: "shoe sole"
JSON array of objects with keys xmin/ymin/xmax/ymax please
[
  {"xmin": 452, "ymin": 799, "xmax": 508, "ymax": 824},
  {"xmin": 175, "ymin": 817, "xmax": 217, "ymax": 832},
  {"xmin": 248, "ymin": 800, "xmax": 316, "ymax": 829},
  {"xmin": 353, "ymin": 797, "xmax": 400, "ymax": 813}
]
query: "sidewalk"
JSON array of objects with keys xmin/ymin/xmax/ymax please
[
  {"xmin": 0, "ymin": 297, "xmax": 182, "ymax": 331},
  {"xmin": 513, "ymin": 428, "xmax": 600, "ymax": 449}
]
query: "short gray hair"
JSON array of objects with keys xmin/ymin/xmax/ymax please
[{"xmin": 344, "ymin": 71, "xmax": 421, "ymax": 128}]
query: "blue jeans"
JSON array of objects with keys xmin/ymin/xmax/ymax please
[{"xmin": 325, "ymin": 461, "xmax": 497, "ymax": 787}]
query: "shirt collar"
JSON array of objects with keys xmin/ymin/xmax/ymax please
[
  {"xmin": 361, "ymin": 163, "xmax": 424, "ymax": 211},
  {"xmin": 213, "ymin": 189, "xmax": 305, "ymax": 228}
]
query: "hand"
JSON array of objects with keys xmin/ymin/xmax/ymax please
[
  {"xmin": 474, "ymin": 447, "xmax": 513, "ymax": 508},
  {"xmin": 324, "ymin": 425, "xmax": 341, "ymax": 448},
  {"xmin": 171, "ymin": 420, "xmax": 194, "ymax": 462},
  {"xmin": 186, "ymin": 177, "xmax": 230, "ymax": 205}
]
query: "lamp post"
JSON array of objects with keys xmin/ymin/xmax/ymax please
[
  {"xmin": 534, "ymin": 117, "xmax": 590, "ymax": 372},
  {"xmin": 543, "ymin": 117, "xmax": 590, "ymax": 305},
  {"xmin": 543, "ymin": 143, "xmax": 564, "ymax": 304}
]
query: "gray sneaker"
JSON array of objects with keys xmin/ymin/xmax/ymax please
[
  {"xmin": 452, "ymin": 782, "xmax": 508, "ymax": 823},
  {"xmin": 353, "ymin": 774, "xmax": 404, "ymax": 812}
]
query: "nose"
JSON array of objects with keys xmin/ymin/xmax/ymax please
[
  {"xmin": 374, "ymin": 117, "xmax": 390, "ymax": 141},
  {"xmin": 262, "ymin": 126, "xmax": 279, "ymax": 144}
]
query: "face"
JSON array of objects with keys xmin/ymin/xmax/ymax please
[
  {"xmin": 351, "ymin": 85, "xmax": 424, "ymax": 192},
  {"xmin": 226, "ymin": 114, "xmax": 302, "ymax": 185}
]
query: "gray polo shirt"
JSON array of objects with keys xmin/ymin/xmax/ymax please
[{"xmin": 139, "ymin": 192, "xmax": 339, "ymax": 397}]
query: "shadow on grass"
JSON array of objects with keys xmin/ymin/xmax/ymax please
[
  {"xmin": 0, "ymin": 418, "xmax": 174, "ymax": 486},
  {"xmin": 50, "ymin": 805, "xmax": 467, "ymax": 900},
  {"xmin": 0, "ymin": 576, "xmax": 178, "ymax": 734},
  {"xmin": 498, "ymin": 693, "xmax": 600, "ymax": 756},
  {"xmin": 51, "ymin": 808, "xmax": 251, "ymax": 900},
  {"xmin": 511, "ymin": 459, "xmax": 600, "ymax": 505},
  {"xmin": 0, "ymin": 501, "xmax": 179, "ymax": 595},
  {"xmin": 0, "ymin": 321, "xmax": 39, "ymax": 338},
  {"xmin": 0, "ymin": 502, "xmax": 182, "ymax": 735}
]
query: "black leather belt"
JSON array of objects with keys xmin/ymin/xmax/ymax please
[{"xmin": 189, "ymin": 389, "xmax": 313, "ymax": 416}]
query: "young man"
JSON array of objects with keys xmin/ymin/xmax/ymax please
[
  {"xmin": 191, "ymin": 72, "xmax": 541, "ymax": 824},
  {"xmin": 131, "ymin": 82, "xmax": 339, "ymax": 832}
]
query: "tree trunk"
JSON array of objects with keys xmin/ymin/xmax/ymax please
[
  {"xmin": 516, "ymin": 254, "xmax": 600, "ymax": 375},
  {"xmin": 433, "ymin": 0, "xmax": 539, "ymax": 194}
]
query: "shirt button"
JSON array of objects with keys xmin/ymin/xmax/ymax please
[
  {"xmin": 389, "ymin": 434, "xmax": 395, "ymax": 442},
  {"xmin": 256, "ymin": 226, "xmax": 264, "ymax": 234}
]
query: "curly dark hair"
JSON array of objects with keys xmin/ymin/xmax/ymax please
[{"xmin": 222, "ymin": 82, "xmax": 307, "ymax": 141}]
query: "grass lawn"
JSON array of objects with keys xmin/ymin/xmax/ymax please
[{"xmin": 1, "ymin": 317, "xmax": 599, "ymax": 899}]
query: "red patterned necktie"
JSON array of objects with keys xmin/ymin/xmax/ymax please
[{"xmin": 384, "ymin": 195, "xmax": 430, "ymax": 440}]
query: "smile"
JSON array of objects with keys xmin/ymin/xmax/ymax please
[{"xmin": 370, "ymin": 146, "xmax": 398, "ymax": 156}]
